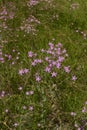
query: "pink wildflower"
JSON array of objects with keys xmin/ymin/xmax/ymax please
[
  {"xmin": 22, "ymin": 105, "xmax": 27, "ymax": 110},
  {"xmin": 51, "ymin": 72, "xmax": 57, "ymax": 77},
  {"xmin": 26, "ymin": 91, "xmax": 30, "ymax": 95},
  {"xmin": 58, "ymin": 56, "xmax": 65, "ymax": 62},
  {"xmin": 70, "ymin": 112, "xmax": 76, "ymax": 116},
  {"xmin": 13, "ymin": 123, "xmax": 18, "ymax": 127},
  {"xmin": 19, "ymin": 69, "xmax": 24, "ymax": 75},
  {"xmin": 74, "ymin": 123, "xmax": 78, "ymax": 128},
  {"xmin": 56, "ymin": 62, "xmax": 61, "ymax": 69},
  {"xmin": 31, "ymin": 61, "xmax": 36, "ymax": 66},
  {"xmin": 78, "ymin": 128, "xmax": 81, "ymax": 130},
  {"xmin": 41, "ymin": 49, "xmax": 45, "ymax": 52},
  {"xmin": 29, "ymin": 106, "xmax": 33, "ymax": 111},
  {"xmin": 64, "ymin": 66, "xmax": 70, "ymax": 73},
  {"xmin": 18, "ymin": 86, "xmax": 23, "ymax": 90},
  {"xmin": 24, "ymin": 68, "xmax": 29, "ymax": 73},
  {"xmin": 82, "ymin": 107, "xmax": 86, "ymax": 113},
  {"xmin": 35, "ymin": 75, "xmax": 41, "ymax": 82},
  {"xmin": 5, "ymin": 109, "xmax": 9, "ymax": 113},
  {"xmin": 72, "ymin": 75, "xmax": 77, "ymax": 81},
  {"xmin": 28, "ymin": 51, "xmax": 33, "ymax": 57},
  {"xmin": 30, "ymin": 90, "xmax": 34, "ymax": 95},
  {"xmin": 45, "ymin": 67, "xmax": 51, "ymax": 73}
]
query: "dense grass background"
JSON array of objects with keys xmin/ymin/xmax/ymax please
[{"xmin": 0, "ymin": 0, "xmax": 87, "ymax": 129}]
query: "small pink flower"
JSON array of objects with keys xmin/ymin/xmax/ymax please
[
  {"xmin": 51, "ymin": 72, "xmax": 57, "ymax": 77},
  {"xmin": 5, "ymin": 109, "xmax": 9, "ymax": 113},
  {"xmin": 52, "ymin": 61, "xmax": 56, "ymax": 65},
  {"xmin": 64, "ymin": 66, "xmax": 70, "ymax": 73},
  {"xmin": 2, "ymin": 91, "xmax": 5, "ymax": 94},
  {"xmin": 16, "ymin": 56, "xmax": 19, "ymax": 60},
  {"xmin": 30, "ymin": 91, "xmax": 34, "ymax": 95},
  {"xmin": 26, "ymin": 91, "xmax": 30, "ymax": 95},
  {"xmin": 41, "ymin": 49, "xmax": 45, "ymax": 52},
  {"xmin": 48, "ymin": 42, "xmax": 54, "ymax": 50},
  {"xmin": 35, "ymin": 75, "xmax": 41, "ymax": 82},
  {"xmin": 56, "ymin": 62, "xmax": 61, "ymax": 69},
  {"xmin": 12, "ymin": 62, "xmax": 15, "ymax": 65},
  {"xmin": 58, "ymin": 56, "xmax": 65, "ymax": 62},
  {"xmin": 19, "ymin": 69, "xmax": 24, "ymax": 75},
  {"xmin": 34, "ymin": 59, "xmax": 38, "ymax": 63},
  {"xmin": 62, "ymin": 49, "xmax": 66, "ymax": 53},
  {"xmin": 82, "ymin": 107, "xmax": 86, "ymax": 113},
  {"xmin": 56, "ymin": 47, "xmax": 61, "ymax": 53},
  {"xmin": 13, "ymin": 123, "xmax": 18, "ymax": 127},
  {"xmin": 18, "ymin": 52, "xmax": 20, "ymax": 55},
  {"xmin": 0, "ymin": 57, "xmax": 4, "ymax": 61},
  {"xmin": 48, "ymin": 42, "xmax": 54, "ymax": 47},
  {"xmin": 1, "ymin": 91, "xmax": 5, "ymax": 97},
  {"xmin": 22, "ymin": 106, "xmax": 27, "ymax": 110},
  {"xmin": 70, "ymin": 112, "xmax": 76, "ymax": 116},
  {"xmin": 37, "ymin": 123, "xmax": 41, "ymax": 127},
  {"xmin": 29, "ymin": 106, "xmax": 33, "ymax": 111},
  {"xmin": 8, "ymin": 55, "xmax": 12, "ymax": 60},
  {"xmin": 24, "ymin": 68, "xmax": 29, "ymax": 73},
  {"xmin": 56, "ymin": 43, "xmax": 62, "ymax": 48},
  {"xmin": 28, "ymin": 51, "xmax": 33, "ymax": 57},
  {"xmin": 12, "ymin": 49, "xmax": 16, "ymax": 52},
  {"xmin": 45, "ymin": 57, "xmax": 49, "ymax": 61},
  {"xmin": 74, "ymin": 123, "xmax": 78, "ymax": 127},
  {"xmin": 78, "ymin": 128, "xmax": 81, "ymax": 130},
  {"xmin": 72, "ymin": 75, "xmax": 77, "ymax": 81},
  {"xmin": 18, "ymin": 86, "xmax": 23, "ymax": 90},
  {"xmin": 49, "ymin": 63, "xmax": 53, "ymax": 68},
  {"xmin": 31, "ymin": 61, "xmax": 36, "ymax": 66}
]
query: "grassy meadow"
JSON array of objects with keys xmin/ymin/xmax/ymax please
[{"xmin": 0, "ymin": 0, "xmax": 87, "ymax": 129}]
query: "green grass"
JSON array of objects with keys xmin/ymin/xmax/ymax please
[{"xmin": 0, "ymin": 0, "xmax": 87, "ymax": 129}]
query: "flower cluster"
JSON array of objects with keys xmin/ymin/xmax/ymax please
[
  {"xmin": 3, "ymin": 49, "xmax": 20, "ymax": 65},
  {"xmin": 0, "ymin": 3, "xmax": 16, "ymax": 31},
  {"xmin": 21, "ymin": 42, "xmax": 77, "ymax": 82},
  {"xmin": 20, "ymin": 15, "xmax": 40, "ymax": 35},
  {"xmin": 0, "ymin": 3, "xmax": 16, "ymax": 20}
]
